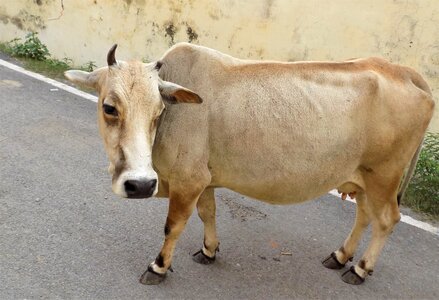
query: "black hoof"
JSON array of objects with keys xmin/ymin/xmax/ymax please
[
  {"xmin": 322, "ymin": 252, "xmax": 345, "ymax": 270},
  {"xmin": 341, "ymin": 266, "xmax": 365, "ymax": 285},
  {"xmin": 192, "ymin": 249, "xmax": 216, "ymax": 265},
  {"xmin": 139, "ymin": 266, "xmax": 166, "ymax": 285}
]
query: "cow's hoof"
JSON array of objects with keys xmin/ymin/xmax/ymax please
[
  {"xmin": 192, "ymin": 249, "xmax": 215, "ymax": 265},
  {"xmin": 322, "ymin": 252, "xmax": 345, "ymax": 270},
  {"xmin": 139, "ymin": 266, "xmax": 166, "ymax": 285},
  {"xmin": 341, "ymin": 266, "xmax": 365, "ymax": 285}
]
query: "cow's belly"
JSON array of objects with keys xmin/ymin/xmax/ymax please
[
  {"xmin": 210, "ymin": 150, "xmax": 360, "ymax": 205},
  {"xmin": 208, "ymin": 113, "xmax": 365, "ymax": 204},
  {"xmin": 219, "ymin": 182, "xmax": 336, "ymax": 205}
]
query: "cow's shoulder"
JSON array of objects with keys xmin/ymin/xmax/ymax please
[
  {"xmin": 161, "ymin": 43, "xmax": 234, "ymax": 65},
  {"xmin": 159, "ymin": 44, "xmax": 237, "ymax": 84}
]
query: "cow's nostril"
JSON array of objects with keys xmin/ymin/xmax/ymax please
[
  {"xmin": 147, "ymin": 179, "xmax": 157, "ymax": 192},
  {"xmin": 124, "ymin": 180, "xmax": 138, "ymax": 194}
]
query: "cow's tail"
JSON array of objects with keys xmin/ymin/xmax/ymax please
[{"xmin": 397, "ymin": 139, "xmax": 424, "ymax": 205}]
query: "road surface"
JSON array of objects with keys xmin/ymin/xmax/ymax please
[{"xmin": 0, "ymin": 62, "xmax": 438, "ymax": 299}]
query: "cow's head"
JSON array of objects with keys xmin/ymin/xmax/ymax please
[{"xmin": 65, "ymin": 45, "xmax": 202, "ymax": 198}]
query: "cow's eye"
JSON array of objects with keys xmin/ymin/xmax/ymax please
[{"xmin": 103, "ymin": 104, "xmax": 118, "ymax": 116}]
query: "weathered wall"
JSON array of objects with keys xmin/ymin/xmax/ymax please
[{"xmin": 0, "ymin": 0, "xmax": 438, "ymax": 131}]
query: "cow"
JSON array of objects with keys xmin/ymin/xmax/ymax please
[{"xmin": 65, "ymin": 43, "xmax": 435, "ymax": 286}]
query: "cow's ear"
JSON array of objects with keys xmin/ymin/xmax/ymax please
[
  {"xmin": 158, "ymin": 79, "xmax": 203, "ymax": 104},
  {"xmin": 64, "ymin": 68, "xmax": 105, "ymax": 89}
]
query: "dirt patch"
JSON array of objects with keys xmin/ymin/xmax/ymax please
[
  {"xmin": 2, "ymin": 9, "xmax": 46, "ymax": 31},
  {"xmin": 186, "ymin": 26, "xmax": 198, "ymax": 43},
  {"xmin": 0, "ymin": 14, "xmax": 9, "ymax": 25},
  {"xmin": 164, "ymin": 23, "xmax": 176, "ymax": 46},
  {"xmin": 220, "ymin": 194, "xmax": 267, "ymax": 222}
]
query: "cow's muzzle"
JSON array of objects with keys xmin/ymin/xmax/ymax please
[{"xmin": 124, "ymin": 179, "xmax": 157, "ymax": 198}]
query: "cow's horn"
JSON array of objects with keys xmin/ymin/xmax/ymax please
[{"xmin": 107, "ymin": 44, "xmax": 118, "ymax": 66}]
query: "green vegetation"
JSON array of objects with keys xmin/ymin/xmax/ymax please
[
  {"xmin": 10, "ymin": 32, "xmax": 50, "ymax": 60},
  {"xmin": 0, "ymin": 38, "xmax": 14, "ymax": 55},
  {"xmin": 404, "ymin": 132, "xmax": 439, "ymax": 219},
  {"xmin": 0, "ymin": 32, "xmax": 96, "ymax": 81}
]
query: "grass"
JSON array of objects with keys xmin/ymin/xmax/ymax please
[
  {"xmin": 0, "ymin": 41, "xmax": 13, "ymax": 54},
  {"xmin": 0, "ymin": 33, "xmax": 96, "ymax": 82},
  {"xmin": 20, "ymin": 57, "xmax": 72, "ymax": 80},
  {"xmin": 403, "ymin": 132, "xmax": 439, "ymax": 219}
]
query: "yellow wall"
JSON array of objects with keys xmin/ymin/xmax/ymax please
[{"xmin": 1, "ymin": 0, "xmax": 438, "ymax": 131}]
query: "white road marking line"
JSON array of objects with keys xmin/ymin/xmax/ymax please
[
  {"xmin": 0, "ymin": 59, "xmax": 98, "ymax": 102},
  {"xmin": 329, "ymin": 190, "xmax": 438, "ymax": 236},
  {"xmin": 1, "ymin": 58, "xmax": 437, "ymax": 236}
]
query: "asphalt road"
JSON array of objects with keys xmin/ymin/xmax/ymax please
[{"xmin": 1, "ymin": 64, "xmax": 438, "ymax": 299}]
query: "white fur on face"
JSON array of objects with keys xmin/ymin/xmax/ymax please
[{"xmin": 111, "ymin": 129, "xmax": 158, "ymax": 198}]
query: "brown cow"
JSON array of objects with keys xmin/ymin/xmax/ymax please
[{"xmin": 65, "ymin": 43, "xmax": 435, "ymax": 285}]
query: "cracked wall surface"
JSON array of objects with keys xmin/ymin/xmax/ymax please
[{"xmin": 0, "ymin": 0, "xmax": 438, "ymax": 131}]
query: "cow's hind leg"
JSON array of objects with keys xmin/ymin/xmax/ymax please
[
  {"xmin": 342, "ymin": 186, "xmax": 401, "ymax": 285},
  {"xmin": 323, "ymin": 192, "xmax": 370, "ymax": 269},
  {"xmin": 139, "ymin": 184, "xmax": 207, "ymax": 285},
  {"xmin": 193, "ymin": 187, "xmax": 220, "ymax": 264}
]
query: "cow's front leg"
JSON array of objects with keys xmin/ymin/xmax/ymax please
[
  {"xmin": 193, "ymin": 187, "xmax": 219, "ymax": 264},
  {"xmin": 139, "ymin": 190, "xmax": 201, "ymax": 285}
]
